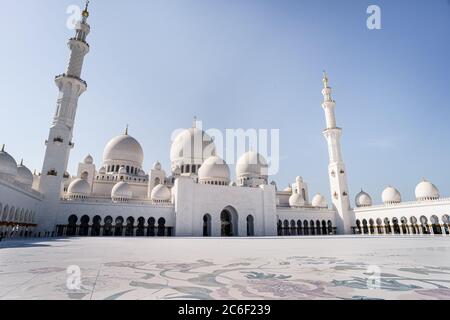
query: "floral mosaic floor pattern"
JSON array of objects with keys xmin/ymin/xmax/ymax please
[{"xmin": 0, "ymin": 236, "xmax": 449, "ymax": 300}]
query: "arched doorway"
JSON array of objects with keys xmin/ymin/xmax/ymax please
[
  {"xmin": 147, "ymin": 217, "xmax": 156, "ymax": 236},
  {"xmin": 114, "ymin": 217, "xmax": 124, "ymax": 236},
  {"xmin": 79, "ymin": 215, "xmax": 90, "ymax": 236},
  {"xmin": 157, "ymin": 218, "xmax": 166, "ymax": 237},
  {"xmin": 67, "ymin": 215, "xmax": 78, "ymax": 236},
  {"xmin": 136, "ymin": 217, "xmax": 145, "ymax": 236},
  {"xmin": 220, "ymin": 207, "xmax": 238, "ymax": 237},
  {"xmin": 431, "ymin": 215, "xmax": 441, "ymax": 234},
  {"xmin": 247, "ymin": 215, "xmax": 255, "ymax": 237},
  {"xmin": 203, "ymin": 214, "xmax": 212, "ymax": 237},
  {"xmin": 125, "ymin": 217, "xmax": 135, "ymax": 237},
  {"xmin": 92, "ymin": 216, "xmax": 101, "ymax": 236},
  {"xmin": 103, "ymin": 216, "xmax": 113, "ymax": 236}
]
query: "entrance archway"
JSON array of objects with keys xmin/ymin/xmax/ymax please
[
  {"xmin": 203, "ymin": 214, "xmax": 212, "ymax": 237},
  {"xmin": 221, "ymin": 207, "xmax": 238, "ymax": 237},
  {"xmin": 247, "ymin": 215, "xmax": 254, "ymax": 237}
]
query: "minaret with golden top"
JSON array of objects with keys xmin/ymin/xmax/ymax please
[
  {"xmin": 39, "ymin": 1, "xmax": 92, "ymax": 203},
  {"xmin": 321, "ymin": 71, "xmax": 353, "ymax": 235}
]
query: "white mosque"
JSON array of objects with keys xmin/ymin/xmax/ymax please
[{"xmin": 0, "ymin": 3, "xmax": 449, "ymax": 239}]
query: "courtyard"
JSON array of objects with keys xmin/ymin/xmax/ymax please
[{"xmin": 0, "ymin": 236, "xmax": 449, "ymax": 300}]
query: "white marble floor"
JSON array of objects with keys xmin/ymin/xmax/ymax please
[{"xmin": 1, "ymin": 236, "xmax": 450, "ymax": 300}]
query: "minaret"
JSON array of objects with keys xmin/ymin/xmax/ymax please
[
  {"xmin": 321, "ymin": 72, "xmax": 353, "ymax": 234},
  {"xmin": 39, "ymin": 1, "xmax": 91, "ymax": 199}
]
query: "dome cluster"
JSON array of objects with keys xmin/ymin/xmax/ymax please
[
  {"xmin": 355, "ymin": 179, "xmax": 441, "ymax": 208},
  {"xmin": 0, "ymin": 145, "xmax": 34, "ymax": 188}
]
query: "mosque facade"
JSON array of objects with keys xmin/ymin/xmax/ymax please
[{"xmin": 1, "ymin": 4, "xmax": 449, "ymax": 239}]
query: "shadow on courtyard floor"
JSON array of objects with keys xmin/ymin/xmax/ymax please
[{"xmin": 0, "ymin": 238, "xmax": 74, "ymax": 249}]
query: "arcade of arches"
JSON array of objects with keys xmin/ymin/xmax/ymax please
[
  {"xmin": 278, "ymin": 219, "xmax": 337, "ymax": 236},
  {"xmin": 353, "ymin": 215, "xmax": 450, "ymax": 235},
  {"xmin": 56, "ymin": 215, "xmax": 173, "ymax": 237}
]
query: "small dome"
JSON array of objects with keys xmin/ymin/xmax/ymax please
[
  {"xmin": 355, "ymin": 190, "xmax": 373, "ymax": 207},
  {"xmin": 382, "ymin": 186, "xmax": 401, "ymax": 204},
  {"xmin": 153, "ymin": 161, "xmax": 162, "ymax": 171},
  {"xmin": 236, "ymin": 151, "xmax": 268, "ymax": 177},
  {"xmin": 103, "ymin": 133, "xmax": 144, "ymax": 166},
  {"xmin": 289, "ymin": 193, "xmax": 305, "ymax": 207},
  {"xmin": 118, "ymin": 166, "xmax": 127, "ymax": 174},
  {"xmin": 284, "ymin": 184, "xmax": 293, "ymax": 192},
  {"xmin": 138, "ymin": 169, "xmax": 146, "ymax": 177},
  {"xmin": 415, "ymin": 180, "xmax": 439, "ymax": 201},
  {"xmin": 151, "ymin": 184, "xmax": 171, "ymax": 202},
  {"xmin": 16, "ymin": 161, "xmax": 33, "ymax": 187},
  {"xmin": 111, "ymin": 181, "xmax": 132, "ymax": 202},
  {"xmin": 312, "ymin": 194, "xmax": 328, "ymax": 208},
  {"xmin": 67, "ymin": 178, "xmax": 91, "ymax": 197},
  {"xmin": 99, "ymin": 166, "xmax": 106, "ymax": 174},
  {"xmin": 198, "ymin": 156, "xmax": 230, "ymax": 183},
  {"xmin": 0, "ymin": 145, "xmax": 18, "ymax": 177},
  {"xmin": 83, "ymin": 154, "xmax": 93, "ymax": 165}
]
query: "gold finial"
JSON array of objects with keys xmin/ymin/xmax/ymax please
[
  {"xmin": 82, "ymin": 0, "xmax": 90, "ymax": 19},
  {"xmin": 322, "ymin": 70, "xmax": 329, "ymax": 88},
  {"xmin": 1, "ymin": 144, "xmax": 4, "ymax": 152},
  {"xmin": 20, "ymin": 159, "xmax": 24, "ymax": 166},
  {"xmin": 125, "ymin": 124, "xmax": 129, "ymax": 135}
]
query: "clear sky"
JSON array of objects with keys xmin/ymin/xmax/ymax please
[{"xmin": 0, "ymin": 0, "xmax": 449, "ymax": 204}]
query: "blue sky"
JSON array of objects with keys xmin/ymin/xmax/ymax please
[{"xmin": 0, "ymin": 0, "xmax": 449, "ymax": 204}]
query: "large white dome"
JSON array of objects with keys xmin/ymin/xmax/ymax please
[
  {"xmin": 355, "ymin": 190, "xmax": 372, "ymax": 207},
  {"xmin": 415, "ymin": 180, "xmax": 439, "ymax": 201},
  {"xmin": 67, "ymin": 178, "xmax": 91, "ymax": 197},
  {"xmin": 0, "ymin": 145, "xmax": 18, "ymax": 177},
  {"xmin": 382, "ymin": 186, "xmax": 401, "ymax": 204},
  {"xmin": 16, "ymin": 161, "xmax": 33, "ymax": 187},
  {"xmin": 236, "ymin": 151, "xmax": 268, "ymax": 177},
  {"xmin": 103, "ymin": 133, "xmax": 144, "ymax": 166},
  {"xmin": 198, "ymin": 156, "xmax": 230, "ymax": 183},
  {"xmin": 170, "ymin": 127, "xmax": 216, "ymax": 168},
  {"xmin": 151, "ymin": 184, "xmax": 171, "ymax": 202},
  {"xmin": 111, "ymin": 181, "xmax": 132, "ymax": 202},
  {"xmin": 312, "ymin": 194, "xmax": 328, "ymax": 208}
]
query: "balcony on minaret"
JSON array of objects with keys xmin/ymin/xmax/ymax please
[{"xmin": 55, "ymin": 74, "xmax": 87, "ymax": 88}]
